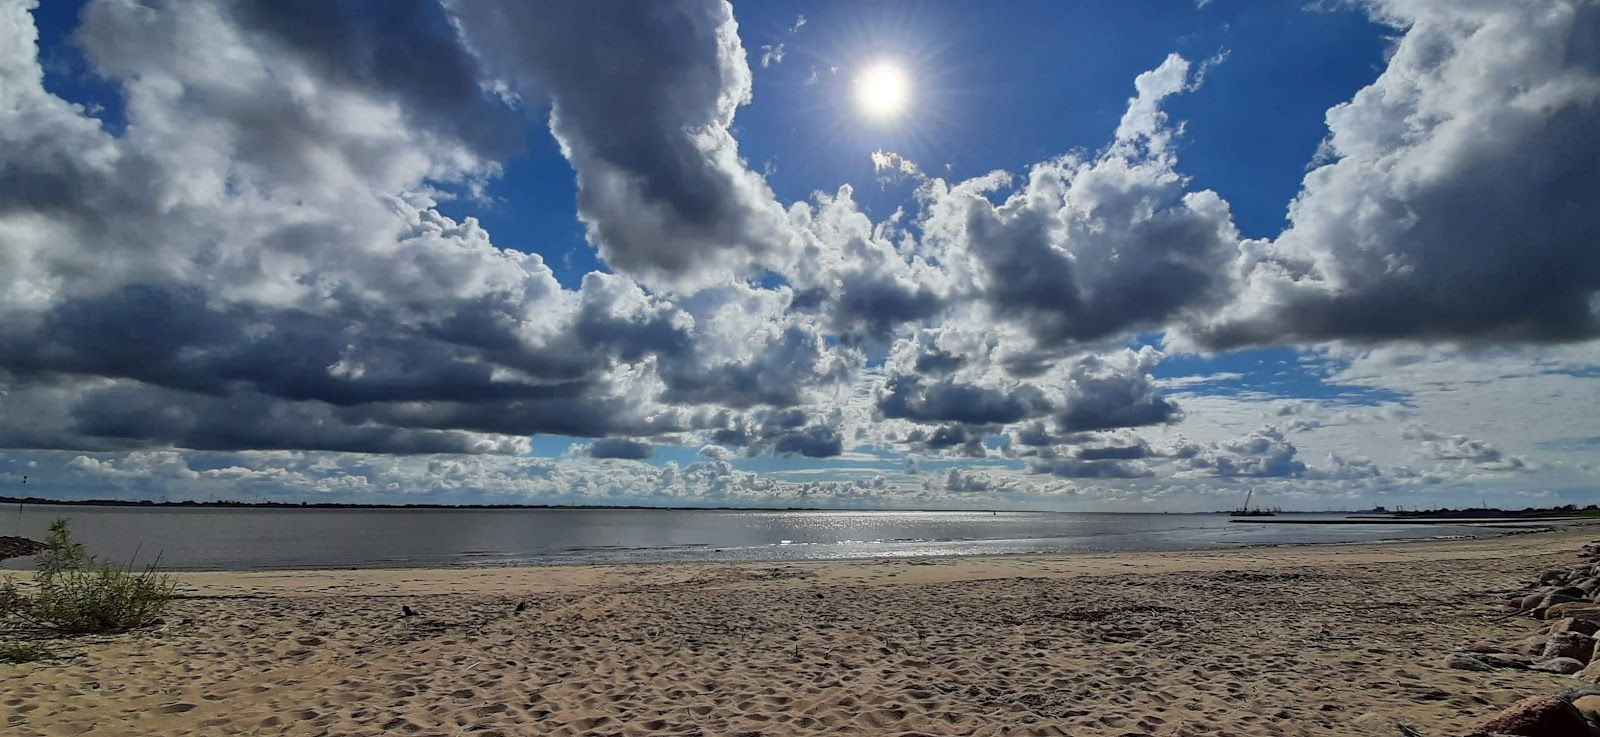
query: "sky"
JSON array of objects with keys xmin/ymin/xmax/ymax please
[{"xmin": 1, "ymin": 0, "xmax": 1598, "ymax": 512}]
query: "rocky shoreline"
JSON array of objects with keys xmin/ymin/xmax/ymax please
[
  {"xmin": 1437, "ymin": 538, "xmax": 1600, "ymax": 736},
  {"xmin": 0, "ymin": 535, "xmax": 45, "ymax": 562}
]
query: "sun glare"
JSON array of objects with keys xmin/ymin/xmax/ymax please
[{"xmin": 854, "ymin": 61, "xmax": 911, "ymax": 120}]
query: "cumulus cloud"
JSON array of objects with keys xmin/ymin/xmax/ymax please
[
  {"xmin": 448, "ymin": 0, "xmax": 796, "ymax": 284},
  {"xmin": 1181, "ymin": 427, "xmax": 1307, "ymax": 478},
  {"xmin": 916, "ymin": 54, "xmax": 1240, "ymax": 351},
  {"xmin": 1403, "ymin": 426, "xmax": 1532, "ymax": 472},
  {"xmin": 587, "ymin": 438, "xmax": 654, "ymax": 460},
  {"xmin": 3, "ymin": 0, "xmax": 1597, "ymax": 508},
  {"xmin": 1198, "ymin": 1, "xmax": 1600, "ymax": 347}
]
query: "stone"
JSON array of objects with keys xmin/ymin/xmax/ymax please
[
  {"xmin": 1467, "ymin": 641, "xmax": 1507, "ymax": 654},
  {"xmin": 1514, "ymin": 635, "xmax": 1551, "ymax": 655},
  {"xmin": 1573, "ymin": 695, "xmax": 1600, "ymax": 721},
  {"xmin": 1578, "ymin": 578, "xmax": 1600, "ymax": 595},
  {"xmin": 1543, "ymin": 631, "xmax": 1597, "ymax": 662},
  {"xmin": 1446, "ymin": 653, "xmax": 1497, "ymax": 672},
  {"xmin": 1545, "ymin": 602, "xmax": 1600, "ymax": 621},
  {"xmin": 1557, "ymin": 586, "xmax": 1591, "ymax": 600},
  {"xmin": 1472, "ymin": 695, "xmax": 1594, "ymax": 736},
  {"xmin": 1578, "ymin": 659, "xmax": 1600, "ymax": 683},
  {"xmin": 1531, "ymin": 657, "xmax": 1586, "ymax": 674},
  {"xmin": 1552, "ymin": 618, "xmax": 1600, "ymax": 636}
]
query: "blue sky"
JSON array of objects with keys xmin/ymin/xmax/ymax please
[{"xmin": 2, "ymin": 0, "xmax": 1597, "ymax": 510}]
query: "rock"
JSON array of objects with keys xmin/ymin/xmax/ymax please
[
  {"xmin": 1578, "ymin": 659, "xmax": 1600, "ymax": 683},
  {"xmin": 1545, "ymin": 602, "xmax": 1600, "ymax": 621},
  {"xmin": 295, "ymin": 635, "xmax": 323, "ymax": 646},
  {"xmin": 1532, "ymin": 657, "xmax": 1586, "ymax": 674},
  {"xmin": 0, "ymin": 535, "xmax": 47, "ymax": 561},
  {"xmin": 1573, "ymin": 694, "xmax": 1600, "ymax": 720},
  {"xmin": 1472, "ymin": 695, "xmax": 1594, "ymax": 736},
  {"xmin": 1514, "ymin": 635, "xmax": 1551, "ymax": 655},
  {"xmin": 1542, "ymin": 569, "xmax": 1571, "ymax": 584},
  {"xmin": 401, "ymin": 605, "xmax": 417, "ymax": 618},
  {"xmin": 1478, "ymin": 653, "xmax": 1535, "ymax": 670},
  {"xmin": 1543, "ymin": 631, "xmax": 1597, "ymax": 662},
  {"xmin": 1557, "ymin": 586, "xmax": 1591, "ymax": 600},
  {"xmin": 1578, "ymin": 578, "xmax": 1600, "ymax": 595},
  {"xmin": 1446, "ymin": 653, "xmax": 1498, "ymax": 672},
  {"xmin": 1467, "ymin": 641, "xmax": 1507, "ymax": 654},
  {"xmin": 1552, "ymin": 618, "xmax": 1600, "ymax": 636},
  {"xmin": 1544, "ymin": 592, "xmax": 1589, "ymax": 609}
]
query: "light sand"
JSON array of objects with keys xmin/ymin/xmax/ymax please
[{"xmin": 4, "ymin": 527, "xmax": 1598, "ymax": 736}]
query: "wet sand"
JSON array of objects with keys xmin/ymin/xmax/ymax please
[{"xmin": 4, "ymin": 527, "xmax": 1596, "ymax": 736}]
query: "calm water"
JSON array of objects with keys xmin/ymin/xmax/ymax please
[{"xmin": 0, "ymin": 505, "xmax": 1513, "ymax": 571}]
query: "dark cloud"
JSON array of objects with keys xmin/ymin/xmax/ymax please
[
  {"xmin": 661, "ymin": 325, "xmax": 849, "ymax": 409},
  {"xmin": 1075, "ymin": 442, "xmax": 1152, "ymax": 461},
  {"xmin": 64, "ymin": 385, "xmax": 520, "ymax": 455},
  {"xmin": 1029, "ymin": 457, "xmax": 1153, "ymax": 479},
  {"xmin": 587, "ymin": 438, "xmax": 654, "ymax": 460},
  {"xmin": 1196, "ymin": 2, "xmax": 1600, "ymax": 348},
  {"xmin": 877, "ymin": 375, "xmax": 1051, "ymax": 426},
  {"xmin": 903, "ymin": 424, "xmax": 988, "ymax": 458},
  {"xmin": 448, "ymin": 0, "xmax": 790, "ymax": 281},
  {"xmin": 706, "ymin": 409, "xmax": 844, "ymax": 458},
  {"xmin": 1182, "ymin": 428, "xmax": 1306, "ymax": 478},
  {"xmin": 1055, "ymin": 351, "xmax": 1182, "ymax": 432},
  {"xmin": 225, "ymin": 0, "xmax": 523, "ymax": 159}
]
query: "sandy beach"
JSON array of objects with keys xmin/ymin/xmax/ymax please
[{"xmin": 4, "ymin": 527, "xmax": 1598, "ymax": 737}]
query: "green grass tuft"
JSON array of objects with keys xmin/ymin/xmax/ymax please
[
  {"xmin": 0, "ymin": 641, "xmax": 53, "ymax": 664},
  {"xmin": 0, "ymin": 518, "xmax": 177, "ymax": 634}
]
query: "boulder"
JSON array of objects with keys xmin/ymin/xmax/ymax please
[
  {"xmin": 1573, "ymin": 694, "xmax": 1600, "ymax": 721},
  {"xmin": 1446, "ymin": 653, "xmax": 1498, "ymax": 672},
  {"xmin": 1470, "ymin": 695, "xmax": 1594, "ymax": 737},
  {"xmin": 1513, "ymin": 635, "xmax": 1551, "ymax": 656},
  {"xmin": 1578, "ymin": 659, "xmax": 1600, "ymax": 683},
  {"xmin": 1531, "ymin": 657, "xmax": 1586, "ymax": 674},
  {"xmin": 1545, "ymin": 603, "xmax": 1600, "ymax": 621},
  {"xmin": 1552, "ymin": 618, "xmax": 1600, "ymax": 637},
  {"xmin": 1578, "ymin": 578, "xmax": 1600, "ymax": 595},
  {"xmin": 1543, "ymin": 631, "xmax": 1597, "ymax": 662}
]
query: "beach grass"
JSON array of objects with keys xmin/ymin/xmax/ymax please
[
  {"xmin": 0, "ymin": 640, "xmax": 52, "ymax": 664},
  {"xmin": 0, "ymin": 518, "xmax": 178, "ymax": 634}
]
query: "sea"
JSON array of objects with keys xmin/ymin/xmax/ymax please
[{"xmin": 0, "ymin": 505, "xmax": 1523, "ymax": 572}]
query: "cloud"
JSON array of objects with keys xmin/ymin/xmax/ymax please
[
  {"xmin": 1056, "ymin": 348, "xmax": 1183, "ymax": 432},
  {"xmin": 448, "ymin": 0, "xmax": 796, "ymax": 284},
  {"xmin": 1180, "ymin": 427, "xmax": 1307, "ymax": 478},
  {"xmin": 877, "ymin": 375, "xmax": 1051, "ymax": 426},
  {"xmin": 759, "ymin": 43, "xmax": 785, "ymax": 69},
  {"xmin": 1030, "ymin": 457, "xmax": 1154, "ymax": 479},
  {"xmin": 916, "ymin": 54, "xmax": 1240, "ymax": 351},
  {"xmin": 1402, "ymin": 425, "xmax": 1532, "ymax": 471},
  {"xmin": 1197, "ymin": 1, "xmax": 1600, "ymax": 347},
  {"xmin": 3, "ymin": 1, "xmax": 1597, "ymax": 509},
  {"xmin": 587, "ymin": 438, "xmax": 654, "ymax": 460}
]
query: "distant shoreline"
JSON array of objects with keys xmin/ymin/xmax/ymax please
[{"xmin": 3, "ymin": 495, "xmax": 1594, "ymax": 518}]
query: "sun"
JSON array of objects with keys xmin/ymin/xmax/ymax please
[{"xmin": 854, "ymin": 61, "xmax": 911, "ymax": 120}]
